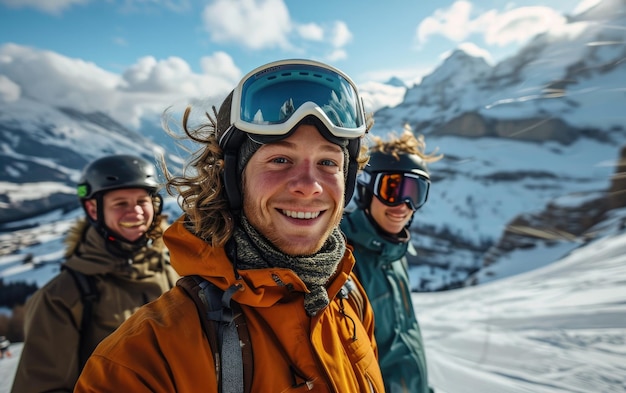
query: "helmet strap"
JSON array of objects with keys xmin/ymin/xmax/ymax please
[
  {"xmin": 85, "ymin": 192, "xmax": 154, "ymax": 252},
  {"xmin": 221, "ymin": 128, "xmax": 247, "ymax": 211}
]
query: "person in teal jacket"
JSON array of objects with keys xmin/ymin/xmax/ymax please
[{"xmin": 341, "ymin": 126, "xmax": 442, "ymax": 393}]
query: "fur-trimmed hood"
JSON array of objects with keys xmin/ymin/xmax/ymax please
[{"xmin": 63, "ymin": 218, "xmax": 170, "ymax": 277}]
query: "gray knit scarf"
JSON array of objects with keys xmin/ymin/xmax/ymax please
[{"xmin": 232, "ymin": 216, "xmax": 345, "ymax": 316}]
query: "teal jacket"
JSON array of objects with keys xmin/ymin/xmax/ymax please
[{"xmin": 341, "ymin": 208, "xmax": 431, "ymax": 393}]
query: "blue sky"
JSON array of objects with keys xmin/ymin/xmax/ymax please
[{"xmin": 0, "ymin": 0, "xmax": 599, "ymax": 83}]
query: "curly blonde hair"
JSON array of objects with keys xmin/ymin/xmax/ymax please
[
  {"xmin": 369, "ymin": 124, "xmax": 443, "ymax": 165},
  {"xmin": 159, "ymin": 102, "xmax": 373, "ymax": 248}
]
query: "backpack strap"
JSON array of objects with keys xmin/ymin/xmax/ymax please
[
  {"xmin": 63, "ymin": 267, "xmax": 99, "ymax": 370},
  {"xmin": 177, "ymin": 275, "xmax": 253, "ymax": 393},
  {"xmin": 341, "ymin": 275, "xmax": 365, "ymax": 322}
]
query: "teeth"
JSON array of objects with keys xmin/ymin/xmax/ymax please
[
  {"xmin": 120, "ymin": 221, "xmax": 144, "ymax": 228},
  {"xmin": 282, "ymin": 210, "xmax": 320, "ymax": 219}
]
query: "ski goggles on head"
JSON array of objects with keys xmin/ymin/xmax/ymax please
[
  {"xmin": 223, "ymin": 59, "xmax": 366, "ymax": 145},
  {"xmin": 371, "ymin": 171, "xmax": 430, "ymax": 210}
]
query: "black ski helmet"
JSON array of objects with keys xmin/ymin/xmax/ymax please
[
  {"xmin": 77, "ymin": 154, "xmax": 160, "ymax": 200},
  {"xmin": 356, "ymin": 150, "xmax": 430, "ymax": 209}
]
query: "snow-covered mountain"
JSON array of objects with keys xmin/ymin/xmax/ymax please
[
  {"xmin": 0, "ymin": 97, "xmax": 182, "ymax": 224},
  {"xmin": 367, "ymin": 0, "xmax": 626, "ymax": 289},
  {"xmin": 1, "ymin": 0, "xmax": 625, "ymax": 293},
  {"xmin": 377, "ymin": 0, "xmax": 626, "ymax": 135}
]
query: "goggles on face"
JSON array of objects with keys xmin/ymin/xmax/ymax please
[
  {"xmin": 371, "ymin": 171, "xmax": 430, "ymax": 211},
  {"xmin": 221, "ymin": 59, "xmax": 366, "ymax": 146}
]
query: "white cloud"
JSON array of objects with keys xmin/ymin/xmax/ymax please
[
  {"xmin": 0, "ymin": 0, "xmax": 193, "ymax": 14},
  {"xmin": 417, "ymin": 1, "xmax": 567, "ymax": 48},
  {"xmin": 325, "ymin": 48, "xmax": 347, "ymax": 62},
  {"xmin": 0, "ymin": 44, "xmax": 237, "ymax": 129},
  {"xmin": 297, "ymin": 23, "xmax": 324, "ymax": 42},
  {"xmin": 0, "ymin": 44, "xmax": 401, "ymax": 131},
  {"xmin": 202, "ymin": 0, "xmax": 292, "ymax": 50},
  {"xmin": 0, "ymin": 0, "xmax": 89, "ymax": 14},
  {"xmin": 0, "ymin": 0, "xmax": 191, "ymax": 15},
  {"xmin": 0, "ymin": 75, "xmax": 21, "ymax": 103},
  {"xmin": 482, "ymin": 6, "xmax": 566, "ymax": 47},
  {"xmin": 0, "ymin": 43, "xmax": 121, "ymax": 105},
  {"xmin": 329, "ymin": 21, "xmax": 352, "ymax": 48},
  {"xmin": 200, "ymin": 1, "xmax": 352, "ymax": 58},
  {"xmin": 317, "ymin": 21, "xmax": 353, "ymax": 62},
  {"xmin": 199, "ymin": 51, "xmax": 241, "ymax": 82},
  {"xmin": 122, "ymin": 56, "xmax": 193, "ymax": 92},
  {"xmin": 417, "ymin": 1, "xmax": 475, "ymax": 43},
  {"xmin": 358, "ymin": 81, "xmax": 406, "ymax": 113},
  {"xmin": 115, "ymin": 54, "xmax": 239, "ymax": 125}
]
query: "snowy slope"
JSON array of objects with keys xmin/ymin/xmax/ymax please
[
  {"xmin": 2, "ymin": 210, "xmax": 625, "ymax": 392},
  {"xmin": 416, "ymin": 208, "xmax": 626, "ymax": 393}
]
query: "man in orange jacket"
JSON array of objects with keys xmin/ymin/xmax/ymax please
[{"xmin": 75, "ymin": 59, "xmax": 385, "ymax": 392}]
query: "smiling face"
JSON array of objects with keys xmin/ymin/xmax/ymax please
[
  {"xmin": 85, "ymin": 188, "xmax": 155, "ymax": 242},
  {"xmin": 242, "ymin": 124, "xmax": 346, "ymax": 256},
  {"xmin": 369, "ymin": 196, "xmax": 413, "ymax": 235}
]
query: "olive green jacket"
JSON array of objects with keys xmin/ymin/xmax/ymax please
[
  {"xmin": 341, "ymin": 208, "xmax": 431, "ymax": 393},
  {"xmin": 11, "ymin": 219, "xmax": 178, "ymax": 393}
]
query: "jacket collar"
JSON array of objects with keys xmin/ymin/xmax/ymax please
[
  {"xmin": 341, "ymin": 208, "xmax": 409, "ymax": 262},
  {"xmin": 63, "ymin": 218, "xmax": 167, "ymax": 276},
  {"xmin": 164, "ymin": 215, "xmax": 355, "ymax": 308}
]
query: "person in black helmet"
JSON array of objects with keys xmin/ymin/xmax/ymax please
[
  {"xmin": 11, "ymin": 154, "xmax": 179, "ymax": 393},
  {"xmin": 341, "ymin": 126, "xmax": 442, "ymax": 393}
]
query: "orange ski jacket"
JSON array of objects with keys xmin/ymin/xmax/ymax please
[{"xmin": 75, "ymin": 217, "xmax": 385, "ymax": 392}]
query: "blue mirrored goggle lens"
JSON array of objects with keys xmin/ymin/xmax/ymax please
[
  {"xmin": 239, "ymin": 65, "xmax": 363, "ymax": 129},
  {"xmin": 374, "ymin": 172, "xmax": 430, "ymax": 210}
]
